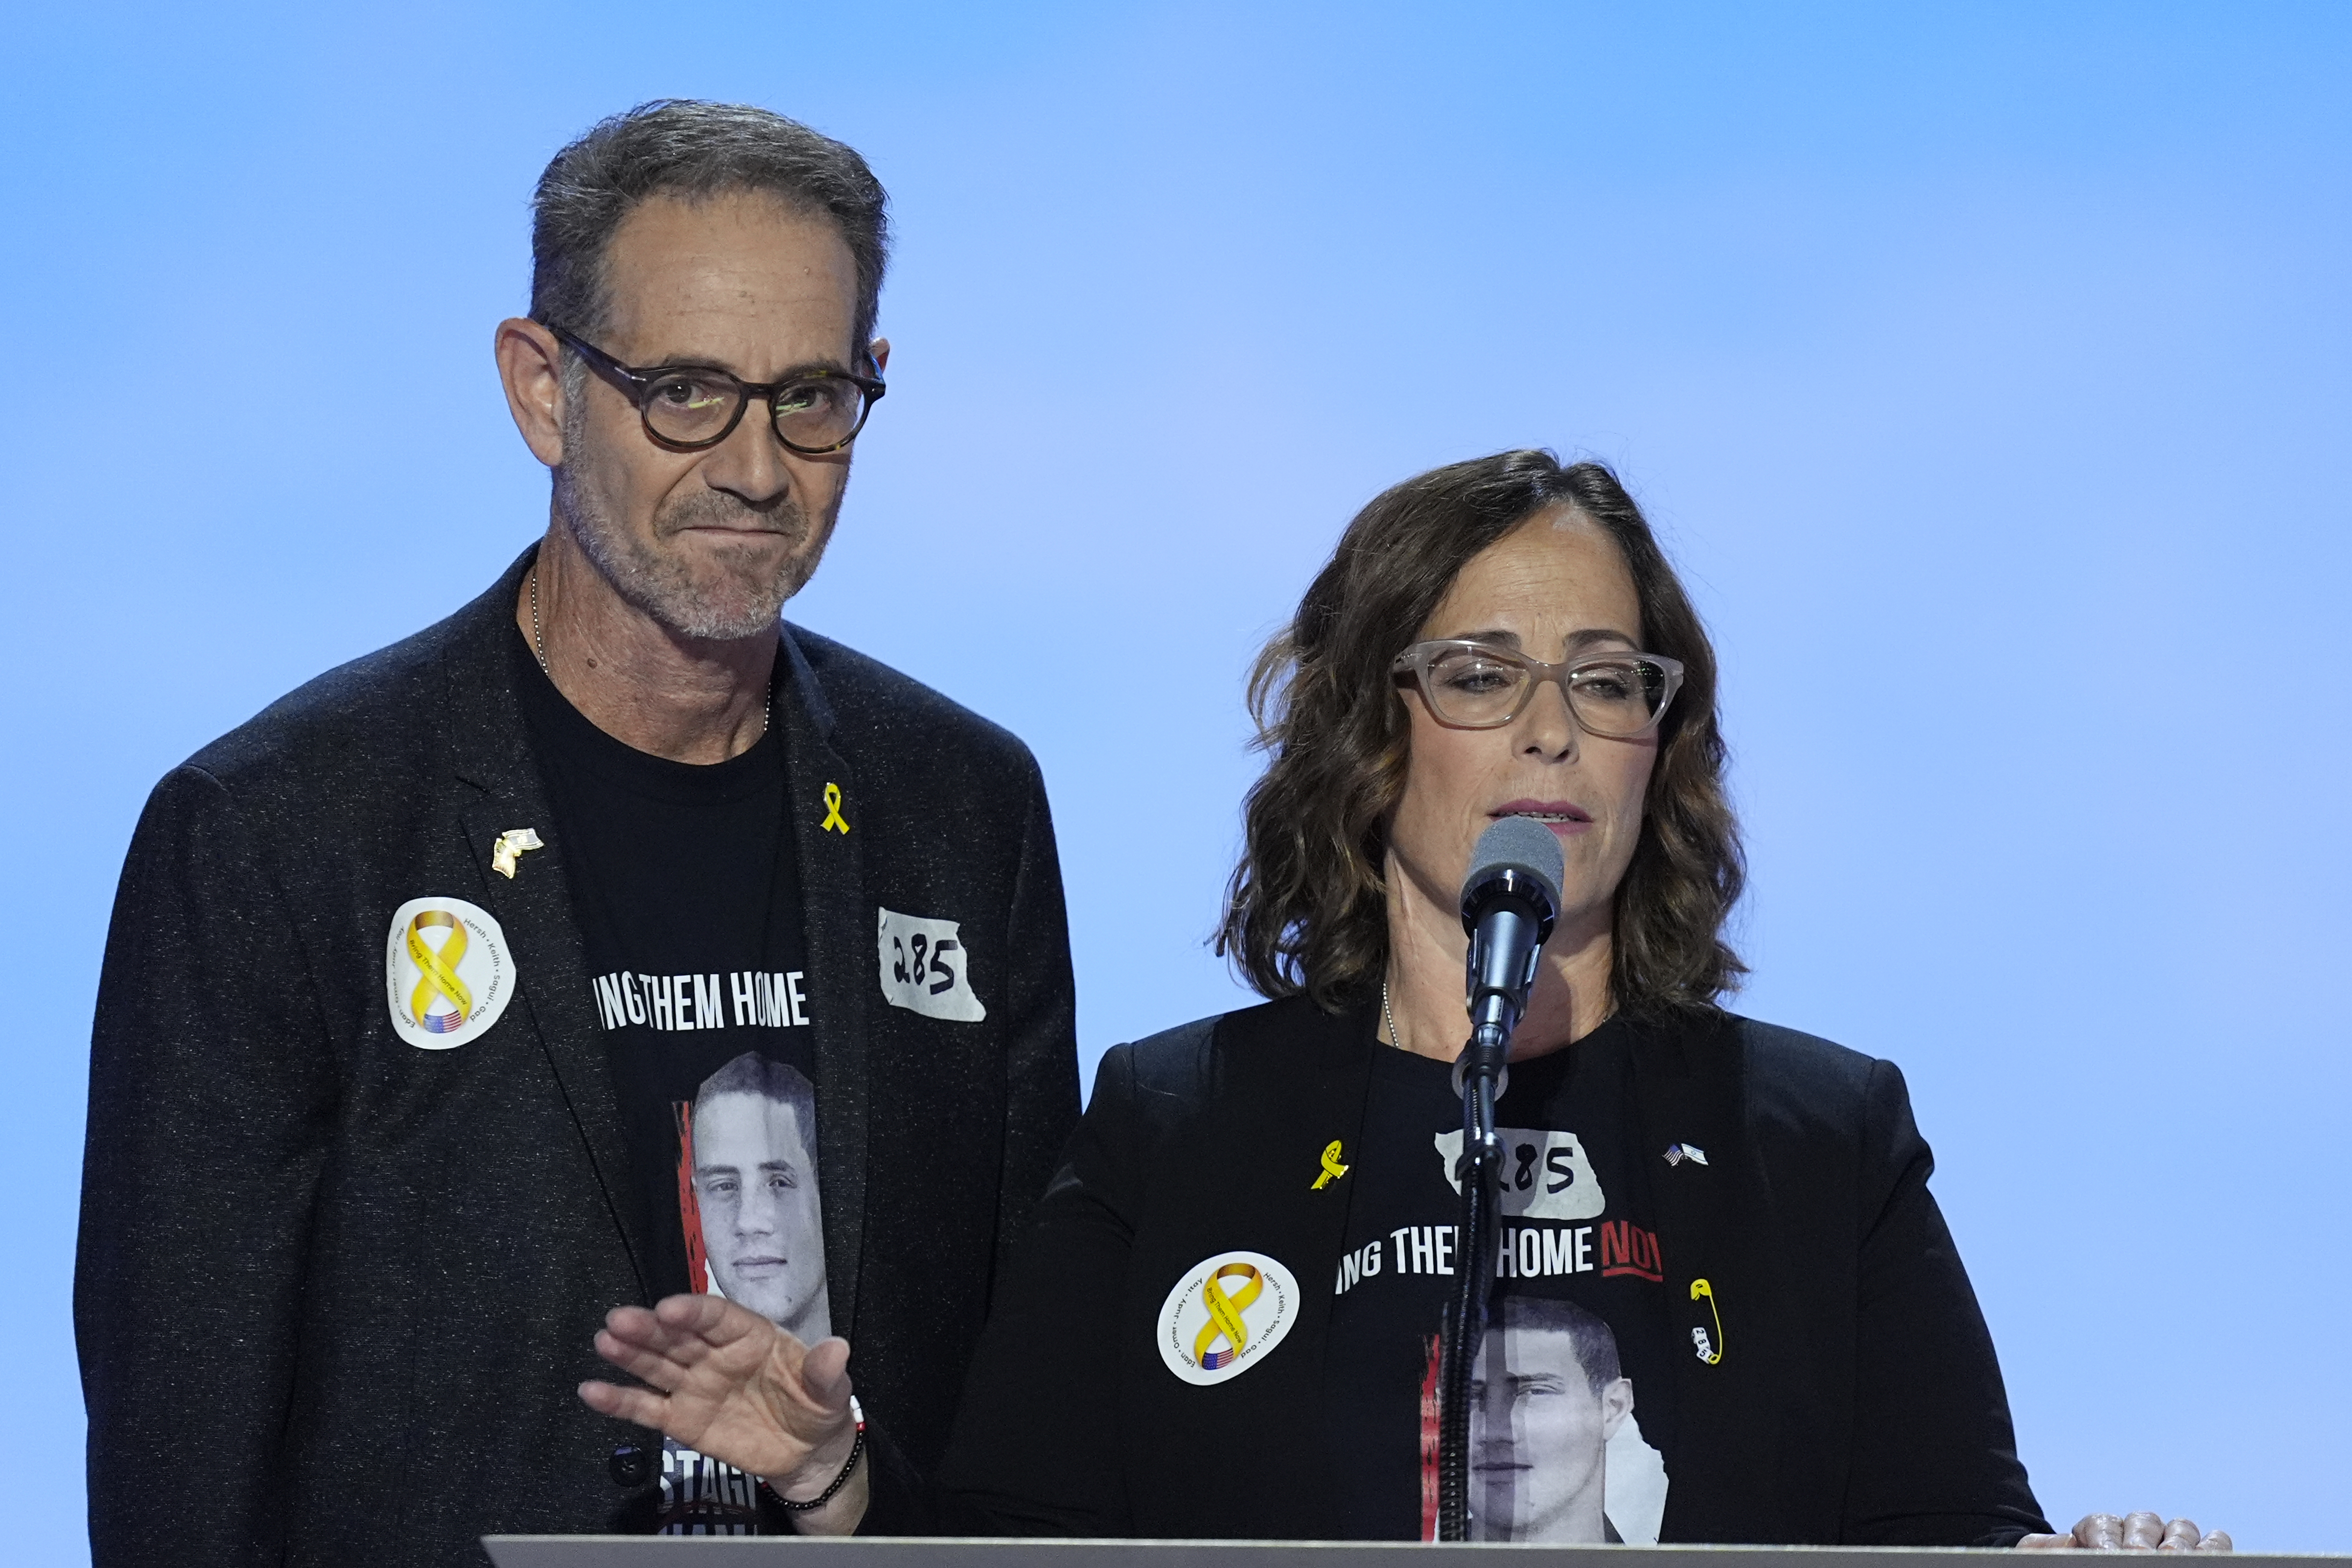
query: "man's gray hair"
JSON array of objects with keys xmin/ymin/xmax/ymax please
[{"xmin": 531, "ymin": 99, "xmax": 891, "ymax": 360}]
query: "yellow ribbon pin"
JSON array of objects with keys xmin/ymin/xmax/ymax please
[
  {"xmin": 405, "ymin": 910, "xmax": 474, "ymax": 1029},
  {"xmin": 1311, "ymin": 1139, "xmax": 1350, "ymax": 1190},
  {"xmin": 1690, "ymin": 1277, "xmax": 1725, "ymax": 1365},
  {"xmin": 1193, "ymin": 1262, "xmax": 1262, "ymax": 1370},
  {"xmin": 490, "ymin": 828, "xmax": 544, "ymax": 880},
  {"xmin": 821, "ymin": 782, "xmax": 850, "ymax": 834}
]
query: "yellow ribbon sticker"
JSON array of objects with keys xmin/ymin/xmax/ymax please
[
  {"xmin": 1311, "ymin": 1139, "xmax": 1350, "ymax": 1190},
  {"xmin": 405, "ymin": 910, "xmax": 474, "ymax": 1032},
  {"xmin": 821, "ymin": 782, "xmax": 850, "ymax": 834},
  {"xmin": 1690, "ymin": 1277, "xmax": 1725, "ymax": 1365},
  {"xmin": 1157, "ymin": 1249, "xmax": 1297, "ymax": 1385},
  {"xmin": 1192, "ymin": 1262, "xmax": 1263, "ymax": 1370},
  {"xmin": 385, "ymin": 897, "xmax": 514, "ymax": 1050}
]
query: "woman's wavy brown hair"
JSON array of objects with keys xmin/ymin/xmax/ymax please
[{"xmin": 1217, "ymin": 449, "xmax": 1745, "ymax": 1017}]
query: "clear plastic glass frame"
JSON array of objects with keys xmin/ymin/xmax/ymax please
[{"xmin": 1390, "ymin": 639, "xmax": 1686, "ymax": 735}]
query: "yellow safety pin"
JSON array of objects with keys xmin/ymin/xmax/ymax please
[{"xmin": 1690, "ymin": 1277, "xmax": 1725, "ymax": 1365}]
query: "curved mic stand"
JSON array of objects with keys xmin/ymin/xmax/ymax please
[{"xmin": 1437, "ymin": 873, "xmax": 1554, "ymax": 1543}]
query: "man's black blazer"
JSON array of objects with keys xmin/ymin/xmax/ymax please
[
  {"xmin": 933, "ymin": 994, "xmax": 2050, "ymax": 1545},
  {"xmin": 76, "ymin": 549, "xmax": 1080, "ymax": 1567}
]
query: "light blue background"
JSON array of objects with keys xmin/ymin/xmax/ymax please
[{"xmin": 6, "ymin": 5, "xmax": 2345, "ymax": 1560}]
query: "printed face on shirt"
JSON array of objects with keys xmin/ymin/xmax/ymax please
[
  {"xmin": 691, "ymin": 1086, "xmax": 828, "ymax": 1341},
  {"xmin": 1469, "ymin": 1312, "xmax": 1635, "ymax": 1542}
]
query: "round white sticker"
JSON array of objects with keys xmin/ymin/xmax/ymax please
[
  {"xmin": 384, "ymin": 896, "xmax": 516, "ymax": 1050},
  {"xmin": 1156, "ymin": 1250, "xmax": 1299, "ymax": 1386}
]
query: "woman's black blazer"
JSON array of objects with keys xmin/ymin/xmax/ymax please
[{"xmin": 910, "ymin": 993, "xmax": 2050, "ymax": 1545}]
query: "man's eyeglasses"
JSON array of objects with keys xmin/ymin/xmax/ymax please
[
  {"xmin": 548, "ymin": 324, "xmax": 885, "ymax": 454},
  {"xmin": 1391, "ymin": 640, "xmax": 1685, "ymax": 736}
]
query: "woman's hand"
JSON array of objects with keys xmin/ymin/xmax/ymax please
[
  {"xmin": 2019, "ymin": 1513, "xmax": 2232, "ymax": 1550},
  {"xmin": 579, "ymin": 1294, "xmax": 866, "ymax": 1532}
]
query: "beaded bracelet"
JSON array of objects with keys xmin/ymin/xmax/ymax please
[{"xmin": 769, "ymin": 1396, "xmax": 866, "ymax": 1513}]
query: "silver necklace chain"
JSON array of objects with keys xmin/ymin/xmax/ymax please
[
  {"xmin": 1381, "ymin": 977, "xmax": 1402, "ymax": 1052},
  {"xmin": 529, "ymin": 565, "xmax": 771, "ymax": 737}
]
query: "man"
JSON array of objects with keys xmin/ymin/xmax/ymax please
[
  {"xmin": 76, "ymin": 100, "xmax": 1079, "ymax": 1566},
  {"xmin": 1468, "ymin": 1296, "xmax": 1638, "ymax": 1543},
  {"xmin": 687, "ymin": 1054, "xmax": 827, "ymax": 1341}
]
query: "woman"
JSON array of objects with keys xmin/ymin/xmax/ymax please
[{"xmin": 583, "ymin": 451, "xmax": 2227, "ymax": 1550}]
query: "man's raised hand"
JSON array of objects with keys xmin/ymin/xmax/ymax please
[{"xmin": 579, "ymin": 1294, "xmax": 859, "ymax": 1501}]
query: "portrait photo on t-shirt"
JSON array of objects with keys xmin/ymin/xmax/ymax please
[
  {"xmin": 675, "ymin": 1052, "xmax": 829, "ymax": 1344},
  {"xmin": 1464, "ymin": 1296, "xmax": 1666, "ymax": 1543}
]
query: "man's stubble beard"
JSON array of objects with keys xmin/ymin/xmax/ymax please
[{"xmin": 552, "ymin": 413, "xmax": 841, "ymax": 641}]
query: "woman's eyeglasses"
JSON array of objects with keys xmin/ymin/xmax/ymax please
[{"xmin": 1391, "ymin": 640, "xmax": 1684, "ymax": 735}]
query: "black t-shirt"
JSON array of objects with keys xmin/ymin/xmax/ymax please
[
  {"xmin": 516, "ymin": 633, "xmax": 821, "ymax": 1534},
  {"xmin": 1323, "ymin": 1017, "xmax": 1677, "ymax": 1543}
]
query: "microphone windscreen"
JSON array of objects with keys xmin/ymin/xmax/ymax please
[{"xmin": 1463, "ymin": 816, "xmax": 1567, "ymax": 918}]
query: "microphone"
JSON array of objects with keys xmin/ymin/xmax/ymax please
[
  {"xmin": 1437, "ymin": 815, "xmax": 1565, "ymax": 1543},
  {"xmin": 1457, "ymin": 815, "xmax": 1565, "ymax": 1081}
]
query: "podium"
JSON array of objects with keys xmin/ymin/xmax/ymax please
[{"xmin": 484, "ymin": 1542, "xmax": 2342, "ymax": 1568}]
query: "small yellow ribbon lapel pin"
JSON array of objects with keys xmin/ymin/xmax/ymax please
[
  {"xmin": 490, "ymin": 828, "xmax": 544, "ymax": 880},
  {"xmin": 1311, "ymin": 1139, "xmax": 1350, "ymax": 1190},
  {"xmin": 820, "ymin": 782, "xmax": 850, "ymax": 834}
]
